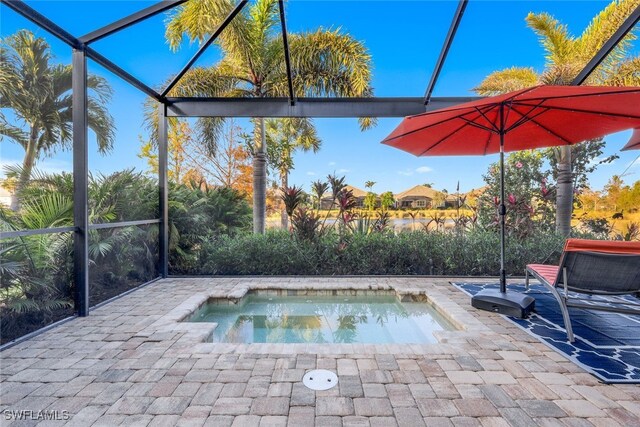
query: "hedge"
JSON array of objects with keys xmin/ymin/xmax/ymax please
[{"xmin": 185, "ymin": 229, "xmax": 566, "ymax": 276}]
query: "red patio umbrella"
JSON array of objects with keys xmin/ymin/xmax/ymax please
[
  {"xmin": 382, "ymin": 85, "xmax": 640, "ymax": 318},
  {"xmin": 622, "ymin": 128, "xmax": 640, "ymax": 151}
]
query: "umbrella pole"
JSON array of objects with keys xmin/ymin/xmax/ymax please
[
  {"xmin": 499, "ymin": 131, "xmax": 507, "ymax": 293},
  {"xmin": 470, "ymin": 103, "xmax": 534, "ymax": 319}
]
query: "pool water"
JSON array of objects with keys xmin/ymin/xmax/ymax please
[{"xmin": 187, "ymin": 295, "xmax": 454, "ymax": 344}]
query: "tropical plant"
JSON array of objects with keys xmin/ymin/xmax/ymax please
[
  {"xmin": 266, "ymin": 118, "xmax": 321, "ymax": 228},
  {"xmin": 351, "ymin": 210, "xmax": 391, "ymax": 236},
  {"xmin": 363, "ymin": 191, "xmax": 377, "ymax": 211},
  {"xmin": 3, "ymin": 168, "xmax": 161, "ymax": 302},
  {"xmin": 579, "ymin": 215, "xmax": 614, "ymax": 238},
  {"xmin": 380, "ymin": 191, "xmax": 395, "ymax": 212},
  {"xmin": 280, "ymin": 185, "xmax": 306, "ymax": 227},
  {"xmin": 336, "ymin": 188, "xmax": 357, "ymax": 229},
  {"xmin": 328, "ymin": 174, "xmax": 347, "ymax": 200},
  {"xmin": 473, "ymin": 0, "xmax": 640, "ymax": 235},
  {"xmin": 0, "ymin": 30, "xmax": 115, "ymax": 208},
  {"xmin": 310, "ymin": 180, "xmax": 329, "ymax": 210},
  {"xmin": 161, "ymin": 0, "xmax": 374, "ymax": 234},
  {"xmin": 451, "ymin": 213, "xmax": 471, "ymax": 234},
  {"xmin": 168, "ymin": 182, "xmax": 252, "ymax": 273},
  {"xmin": 0, "ymin": 175, "xmax": 74, "ymax": 342},
  {"xmin": 617, "ymin": 222, "xmax": 640, "ymax": 241},
  {"xmin": 291, "ymin": 207, "xmax": 322, "ymax": 241},
  {"xmin": 316, "ymin": 174, "xmax": 348, "ymax": 231},
  {"xmin": 405, "ymin": 211, "xmax": 419, "ymax": 231},
  {"xmin": 199, "ymin": 228, "xmax": 566, "ymax": 276},
  {"xmin": 0, "ymin": 163, "xmax": 253, "ymax": 341},
  {"xmin": 479, "ymin": 150, "xmax": 555, "ymax": 236},
  {"xmin": 428, "ymin": 211, "xmax": 447, "ymax": 232},
  {"xmin": 0, "ymin": 234, "xmax": 74, "ymax": 343}
]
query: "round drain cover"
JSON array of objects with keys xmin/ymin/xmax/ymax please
[{"xmin": 303, "ymin": 369, "xmax": 338, "ymax": 391}]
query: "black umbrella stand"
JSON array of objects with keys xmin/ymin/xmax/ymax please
[{"xmin": 470, "ymin": 104, "xmax": 535, "ymax": 318}]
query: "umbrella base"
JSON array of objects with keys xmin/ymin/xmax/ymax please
[{"xmin": 471, "ymin": 289, "xmax": 535, "ymax": 319}]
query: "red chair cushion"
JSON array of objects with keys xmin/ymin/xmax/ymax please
[
  {"xmin": 565, "ymin": 239, "xmax": 640, "ymax": 254},
  {"xmin": 526, "ymin": 264, "xmax": 560, "ymax": 285}
]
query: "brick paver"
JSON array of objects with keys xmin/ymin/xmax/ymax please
[{"xmin": 0, "ymin": 277, "xmax": 637, "ymax": 426}]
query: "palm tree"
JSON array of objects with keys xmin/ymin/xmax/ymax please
[
  {"xmin": 473, "ymin": 0, "xmax": 640, "ymax": 235},
  {"xmin": 164, "ymin": 0, "xmax": 373, "ymax": 233},
  {"xmin": 265, "ymin": 118, "xmax": 320, "ymax": 229},
  {"xmin": 310, "ymin": 180, "xmax": 329, "ymax": 210},
  {"xmin": 0, "ymin": 30, "xmax": 115, "ymax": 210}
]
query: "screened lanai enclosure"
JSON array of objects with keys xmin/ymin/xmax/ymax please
[{"xmin": 1, "ymin": 0, "xmax": 639, "ymax": 347}]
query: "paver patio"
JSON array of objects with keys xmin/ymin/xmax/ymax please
[{"xmin": 2, "ymin": 277, "xmax": 640, "ymax": 426}]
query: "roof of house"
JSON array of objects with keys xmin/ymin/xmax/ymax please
[
  {"xmin": 344, "ymin": 185, "xmax": 368, "ymax": 198},
  {"xmin": 320, "ymin": 184, "xmax": 369, "ymax": 200},
  {"xmin": 466, "ymin": 186, "xmax": 488, "ymax": 197},
  {"xmin": 395, "ymin": 185, "xmax": 442, "ymax": 200}
]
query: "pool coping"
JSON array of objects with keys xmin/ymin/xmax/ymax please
[{"xmin": 146, "ymin": 279, "xmax": 494, "ymax": 355}]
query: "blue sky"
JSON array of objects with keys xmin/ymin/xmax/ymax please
[{"xmin": 2, "ymin": 0, "xmax": 639, "ymax": 194}]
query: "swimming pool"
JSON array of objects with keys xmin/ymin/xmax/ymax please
[{"xmin": 186, "ymin": 294, "xmax": 455, "ymax": 344}]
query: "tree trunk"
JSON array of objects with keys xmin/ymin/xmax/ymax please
[
  {"xmin": 252, "ymin": 119, "xmax": 267, "ymax": 234},
  {"xmin": 556, "ymin": 145, "xmax": 573, "ymax": 236},
  {"xmin": 11, "ymin": 127, "xmax": 38, "ymax": 211},
  {"xmin": 280, "ymin": 169, "xmax": 289, "ymax": 230}
]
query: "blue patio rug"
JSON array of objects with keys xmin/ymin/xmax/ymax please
[{"xmin": 454, "ymin": 282, "xmax": 640, "ymax": 383}]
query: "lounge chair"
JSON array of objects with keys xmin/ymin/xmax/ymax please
[{"xmin": 525, "ymin": 238, "xmax": 640, "ymax": 342}]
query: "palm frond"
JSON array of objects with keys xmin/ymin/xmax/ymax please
[
  {"xmin": 87, "ymin": 97, "xmax": 116, "ymax": 154},
  {"xmin": 600, "ymin": 55, "xmax": 640, "ymax": 86},
  {"xmin": 144, "ymin": 66, "xmax": 239, "ymax": 147},
  {"xmin": 473, "ymin": 67, "xmax": 540, "ymax": 96},
  {"xmin": 283, "ymin": 28, "xmax": 373, "ymax": 98},
  {"xmin": 19, "ymin": 192, "xmax": 73, "ymax": 230},
  {"xmin": 165, "ymin": 0, "xmax": 256, "ymax": 74},
  {"xmin": 165, "ymin": 0, "xmax": 241, "ymax": 49},
  {"xmin": 1, "ymin": 29, "xmax": 115, "ymax": 179},
  {"xmin": 526, "ymin": 12, "xmax": 575, "ymax": 69},
  {"xmin": 0, "ymin": 113, "xmax": 28, "ymax": 146},
  {"xmin": 577, "ymin": 0, "xmax": 639, "ymax": 67},
  {"xmin": 245, "ymin": 0, "xmax": 280, "ymax": 81},
  {"xmin": 196, "ymin": 117, "xmax": 226, "ymax": 156}
]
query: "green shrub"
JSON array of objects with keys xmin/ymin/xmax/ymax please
[
  {"xmin": 0, "ymin": 169, "xmax": 251, "ymax": 342},
  {"xmin": 196, "ymin": 229, "xmax": 566, "ymax": 276},
  {"xmin": 168, "ymin": 184, "xmax": 251, "ymax": 273}
]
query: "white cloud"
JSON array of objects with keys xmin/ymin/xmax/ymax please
[
  {"xmin": 397, "ymin": 169, "xmax": 413, "ymax": 176},
  {"xmin": 306, "ymin": 171, "xmax": 316, "ymax": 176},
  {"xmin": 629, "ymin": 157, "xmax": 640, "ymax": 168},
  {"xmin": 328, "ymin": 161, "xmax": 337, "ymax": 166},
  {"xmin": 337, "ymin": 168, "xmax": 350, "ymax": 173},
  {"xmin": 415, "ymin": 166, "xmax": 433, "ymax": 174}
]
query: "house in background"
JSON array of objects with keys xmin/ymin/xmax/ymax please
[
  {"xmin": 395, "ymin": 185, "xmax": 445, "ymax": 209},
  {"xmin": 445, "ymin": 193, "xmax": 461, "ymax": 208},
  {"xmin": 319, "ymin": 185, "xmax": 369, "ymax": 209},
  {"xmin": 445, "ymin": 187, "xmax": 488, "ymax": 208},
  {"xmin": 0, "ymin": 187, "xmax": 13, "ymax": 208}
]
